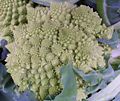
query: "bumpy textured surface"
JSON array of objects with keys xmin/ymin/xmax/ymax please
[
  {"xmin": 0, "ymin": 0, "xmax": 28, "ymax": 41},
  {"xmin": 0, "ymin": 0, "xmax": 28, "ymax": 26},
  {"xmin": 6, "ymin": 3, "xmax": 113, "ymax": 101}
]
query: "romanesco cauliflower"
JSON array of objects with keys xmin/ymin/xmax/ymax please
[{"xmin": 5, "ymin": 2, "xmax": 113, "ymax": 101}]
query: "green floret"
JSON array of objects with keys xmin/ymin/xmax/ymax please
[
  {"xmin": 0, "ymin": 0, "xmax": 28, "ymax": 42},
  {"xmin": 0, "ymin": 0, "xmax": 28, "ymax": 26},
  {"xmin": 5, "ymin": 3, "xmax": 113, "ymax": 101}
]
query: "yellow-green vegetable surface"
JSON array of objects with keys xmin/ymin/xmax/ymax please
[
  {"xmin": 6, "ymin": 3, "xmax": 113, "ymax": 101},
  {"xmin": 0, "ymin": 0, "xmax": 28, "ymax": 26},
  {"xmin": 0, "ymin": 0, "xmax": 28, "ymax": 41}
]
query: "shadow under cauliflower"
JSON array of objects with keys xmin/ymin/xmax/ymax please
[{"xmin": 5, "ymin": 2, "xmax": 113, "ymax": 101}]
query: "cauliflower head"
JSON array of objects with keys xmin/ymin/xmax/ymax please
[{"xmin": 5, "ymin": 3, "xmax": 113, "ymax": 101}]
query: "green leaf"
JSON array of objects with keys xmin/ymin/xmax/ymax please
[
  {"xmin": 32, "ymin": 0, "xmax": 80, "ymax": 6},
  {"xmin": 97, "ymin": 30, "xmax": 120, "ymax": 48},
  {"xmin": 53, "ymin": 63, "xmax": 77, "ymax": 101},
  {"xmin": 97, "ymin": 0, "xmax": 120, "ymax": 26},
  {"xmin": 73, "ymin": 68, "xmax": 102, "ymax": 86}
]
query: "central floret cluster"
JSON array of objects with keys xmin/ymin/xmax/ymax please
[{"xmin": 5, "ymin": 3, "xmax": 112, "ymax": 101}]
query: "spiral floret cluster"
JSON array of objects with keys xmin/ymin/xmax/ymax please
[
  {"xmin": 5, "ymin": 3, "xmax": 113, "ymax": 101},
  {"xmin": 0, "ymin": 0, "xmax": 28, "ymax": 26},
  {"xmin": 0, "ymin": 0, "xmax": 28, "ymax": 42}
]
